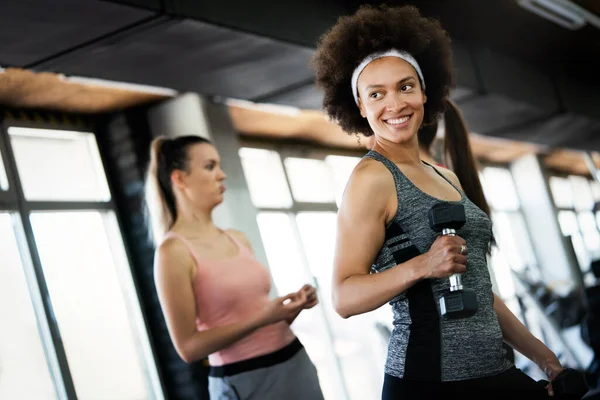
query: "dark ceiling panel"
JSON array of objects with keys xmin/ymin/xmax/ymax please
[
  {"xmin": 456, "ymin": 94, "xmax": 556, "ymax": 138},
  {"xmin": 166, "ymin": 0, "xmax": 351, "ymax": 48},
  {"xmin": 263, "ymin": 84, "xmax": 323, "ymax": 110},
  {"xmin": 0, "ymin": 0, "xmax": 155, "ymax": 67},
  {"xmin": 400, "ymin": 0, "xmax": 600, "ymax": 82},
  {"xmin": 40, "ymin": 19, "xmax": 316, "ymax": 101},
  {"xmin": 473, "ymin": 49, "xmax": 560, "ymax": 113},
  {"xmin": 556, "ymin": 76, "xmax": 600, "ymax": 121},
  {"xmin": 452, "ymin": 42, "xmax": 479, "ymax": 92},
  {"xmin": 486, "ymin": 114, "xmax": 600, "ymax": 152},
  {"xmin": 105, "ymin": 0, "xmax": 162, "ymax": 11}
]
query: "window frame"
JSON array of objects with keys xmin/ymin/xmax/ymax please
[
  {"xmin": 547, "ymin": 169, "xmax": 600, "ymax": 283},
  {"xmin": 0, "ymin": 114, "xmax": 163, "ymax": 400}
]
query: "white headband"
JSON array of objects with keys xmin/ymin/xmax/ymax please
[{"xmin": 351, "ymin": 49, "xmax": 425, "ymax": 105}]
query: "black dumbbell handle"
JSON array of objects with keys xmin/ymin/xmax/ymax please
[{"xmin": 441, "ymin": 228, "xmax": 463, "ymax": 292}]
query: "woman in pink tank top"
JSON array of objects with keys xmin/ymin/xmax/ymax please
[{"xmin": 145, "ymin": 135, "xmax": 324, "ymax": 400}]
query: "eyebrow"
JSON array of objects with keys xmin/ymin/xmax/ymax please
[{"xmin": 365, "ymin": 76, "xmax": 416, "ymax": 90}]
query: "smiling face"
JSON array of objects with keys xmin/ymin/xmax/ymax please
[{"xmin": 357, "ymin": 56, "xmax": 427, "ymax": 145}]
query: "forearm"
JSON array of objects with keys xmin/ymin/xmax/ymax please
[
  {"xmin": 493, "ymin": 293, "xmax": 555, "ymax": 365},
  {"xmin": 334, "ymin": 255, "xmax": 426, "ymax": 318},
  {"xmin": 286, "ymin": 310, "xmax": 301, "ymax": 325},
  {"xmin": 177, "ymin": 315, "xmax": 264, "ymax": 363}
]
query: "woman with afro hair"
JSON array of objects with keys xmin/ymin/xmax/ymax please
[{"xmin": 313, "ymin": 5, "xmax": 562, "ymax": 399}]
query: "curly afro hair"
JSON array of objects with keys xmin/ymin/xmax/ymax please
[{"xmin": 312, "ymin": 5, "xmax": 454, "ymax": 137}]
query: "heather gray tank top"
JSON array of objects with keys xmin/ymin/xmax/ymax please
[{"xmin": 365, "ymin": 150, "xmax": 512, "ymax": 382}]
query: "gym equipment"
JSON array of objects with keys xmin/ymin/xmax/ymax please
[
  {"xmin": 428, "ymin": 202, "xmax": 477, "ymax": 318},
  {"xmin": 537, "ymin": 368, "xmax": 589, "ymax": 399},
  {"xmin": 581, "ymin": 285, "xmax": 600, "ymax": 389}
]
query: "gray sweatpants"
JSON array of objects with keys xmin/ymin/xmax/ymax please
[{"xmin": 208, "ymin": 348, "xmax": 324, "ymax": 400}]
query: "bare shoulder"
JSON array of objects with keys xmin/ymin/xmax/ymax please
[
  {"xmin": 347, "ymin": 158, "xmax": 395, "ymax": 197},
  {"xmin": 340, "ymin": 157, "xmax": 396, "ymax": 220},
  {"xmin": 157, "ymin": 237, "xmax": 190, "ymax": 261},
  {"xmin": 226, "ymin": 229, "xmax": 253, "ymax": 251},
  {"xmin": 432, "ymin": 165, "xmax": 463, "ymax": 191},
  {"xmin": 155, "ymin": 237, "xmax": 195, "ymax": 278}
]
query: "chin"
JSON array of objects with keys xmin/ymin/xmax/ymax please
[{"xmin": 383, "ymin": 130, "xmax": 416, "ymax": 144}]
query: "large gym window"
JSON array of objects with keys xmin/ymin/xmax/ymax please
[
  {"xmin": 0, "ymin": 123, "xmax": 163, "ymax": 400},
  {"xmin": 239, "ymin": 144, "xmax": 384, "ymax": 400},
  {"xmin": 480, "ymin": 166, "xmax": 551, "ymax": 374},
  {"xmin": 549, "ymin": 174, "xmax": 600, "ymax": 286},
  {"xmin": 480, "ymin": 166, "xmax": 537, "ymax": 298}
]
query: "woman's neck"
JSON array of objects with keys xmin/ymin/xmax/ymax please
[
  {"xmin": 372, "ymin": 137, "xmax": 423, "ymax": 167},
  {"xmin": 172, "ymin": 202, "xmax": 219, "ymax": 237}
]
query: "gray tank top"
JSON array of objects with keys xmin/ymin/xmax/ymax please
[{"xmin": 365, "ymin": 150, "xmax": 512, "ymax": 382}]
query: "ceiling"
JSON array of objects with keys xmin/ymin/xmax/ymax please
[
  {"xmin": 0, "ymin": 62, "xmax": 596, "ymax": 176},
  {"xmin": 1, "ymin": 0, "xmax": 600, "ymax": 152},
  {"xmin": 0, "ymin": 68, "xmax": 167, "ymax": 113}
]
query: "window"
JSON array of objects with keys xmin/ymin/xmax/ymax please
[
  {"xmin": 549, "ymin": 173, "xmax": 600, "ymax": 283},
  {"xmin": 0, "ymin": 125, "xmax": 162, "ymax": 400},
  {"xmin": 0, "ymin": 213, "xmax": 56, "ymax": 399},
  {"xmin": 9, "ymin": 128, "xmax": 111, "ymax": 201},
  {"xmin": 284, "ymin": 158, "xmax": 336, "ymax": 203},
  {"xmin": 481, "ymin": 166, "xmax": 538, "ymax": 281},
  {"xmin": 239, "ymin": 148, "xmax": 293, "ymax": 208},
  {"xmin": 325, "ymin": 155, "xmax": 361, "ymax": 207},
  {"xmin": 30, "ymin": 212, "xmax": 149, "ymax": 399},
  {"xmin": 0, "ymin": 150, "xmax": 8, "ymax": 190},
  {"xmin": 481, "ymin": 167, "xmax": 520, "ymax": 211},
  {"xmin": 240, "ymin": 145, "xmax": 383, "ymax": 400},
  {"xmin": 481, "ymin": 166, "xmax": 540, "ymax": 370}
]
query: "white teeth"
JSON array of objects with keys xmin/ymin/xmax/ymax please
[{"xmin": 387, "ymin": 116, "xmax": 410, "ymax": 125}]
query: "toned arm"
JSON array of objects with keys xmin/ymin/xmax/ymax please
[{"xmin": 332, "ymin": 160, "xmax": 429, "ymax": 318}]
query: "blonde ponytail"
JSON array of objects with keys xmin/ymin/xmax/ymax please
[{"xmin": 145, "ymin": 137, "xmax": 173, "ymax": 244}]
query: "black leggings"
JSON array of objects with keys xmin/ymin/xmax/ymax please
[{"xmin": 382, "ymin": 367, "xmax": 550, "ymax": 400}]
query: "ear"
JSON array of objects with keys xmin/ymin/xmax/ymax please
[
  {"xmin": 358, "ymin": 98, "xmax": 367, "ymax": 118},
  {"xmin": 170, "ymin": 169, "xmax": 186, "ymax": 190},
  {"xmin": 423, "ymin": 92, "xmax": 427, "ymax": 104}
]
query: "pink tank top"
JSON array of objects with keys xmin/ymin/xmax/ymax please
[{"xmin": 163, "ymin": 231, "xmax": 296, "ymax": 366}]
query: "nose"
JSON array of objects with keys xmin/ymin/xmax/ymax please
[
  {"xmin": 385, "ymin": 92, "xmax": 406, "ymax": 113},
  {"xmin": 218, "ymin": 168, "xmax": 227, "ymax": 181}
]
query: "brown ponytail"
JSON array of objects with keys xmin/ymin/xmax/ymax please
[
  {"xmin": 442, "ymin": 99, "xmax": 491, "ymax": 218},
  {"xmin": 144, "ymin": 135, "xmax": 211, "ymax": 244}
]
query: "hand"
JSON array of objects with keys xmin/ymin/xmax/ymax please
[
  {"xmin": 299, "ymin": 284, "xmax": 319, "ymax": 310},
  {"xmin": 539, "ymin": 354, "xmax": 564, "ymax": 396},
  {"xmin": 421, "ymin": 235, "xmax": 468, "ymax": 279},
  {"xmin": 258, "ymin": 290, "xmax": 307, "ymax": 327},
  {"xmin": 285, "ymin": 284, "xmax": 319, "ymax": 325}
]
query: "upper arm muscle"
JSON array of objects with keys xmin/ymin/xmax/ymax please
[
  {"xmin": 154, "ymin": 238, "xmax": 198, "ymax": 353},
  {"xmin": 333, "ymin": 160, "xmax": 395, "ymax": 285}
]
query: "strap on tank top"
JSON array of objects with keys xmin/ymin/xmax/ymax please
[
  {"xmin": 163, "ymin": 231, "xmax": 202, "ymax": 265},
  {"xmin": 164, "ymin": 230, "xmax": 250, "ymax": 263},
  {"xmin": 365, "ymin": 150, "xmax": 464, "ymax": 199},
  {"xmin": 421, "ymin": 160, "xmax": 464, "ymax": 196}
]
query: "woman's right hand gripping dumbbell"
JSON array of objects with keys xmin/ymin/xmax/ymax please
[{"xmin": 420, "ymin": 234, "xmax": 469, "ymax": 279}]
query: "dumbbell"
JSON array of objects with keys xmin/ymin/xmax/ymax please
[
  {"xmin": 428, "ymin": 202, "xmax": 478, "ymax": 318},
  {"xmin": 537, "ymin": 368, "xmax": 589, "ymax": 399}
]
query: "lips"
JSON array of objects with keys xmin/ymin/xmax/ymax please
[{"xmin": 385, "ymin": 115, "xmax": 411, "ymax": 126}]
